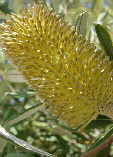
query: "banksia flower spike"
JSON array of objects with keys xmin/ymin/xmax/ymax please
[{"xmin": 0, "ymin": 0, "xmax": 113, "ymax": 128}]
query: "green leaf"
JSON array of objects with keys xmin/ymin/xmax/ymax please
[
  {"xmin": 4, "ymin": 152, "xmax": 34, "ymax": 157},
  {"xmin": 4, "ymin": 103, "xmax": 43, "ymax": 127},
  {"xmin": 0, "ymin": 2, "xmax": 13, "ymax": 14},
  {"xmin": 0, "ymin": 125, "xmax": 54, "ymax": 157},
  {"xmin": 0, "ymin": 137, "xmax": 7, "ymax": 153},
  {"xmin": 91, "ymin": 0, "xmax": 104, "ymax": 11},
  {"xmin": 96, "ymin": 145, "xmax": 110, "ymax": 157},
  {"xmin": 83, "ymin": 125, "xmax": 113, "ymax": 155},
  {"xmin": 95, "ymin": 24, "xmax": 113, "ymax": 60},
  {"xmin": 75, "ymin": 10, "xmax": 89, "ymax": 36}
]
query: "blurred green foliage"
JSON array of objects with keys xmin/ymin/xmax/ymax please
[{"xmin": 0, "ymin": 0, "xmax": 113, "ymax": 157}]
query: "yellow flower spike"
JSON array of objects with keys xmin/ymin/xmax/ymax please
[{"xmin": 0, "ymin": 1, "xmax": 113, "ymax": 128}]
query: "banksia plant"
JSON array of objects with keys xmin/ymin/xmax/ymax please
[{"xmin": 0, "ymin": 0, "xmax": 113, "ymax": 128}]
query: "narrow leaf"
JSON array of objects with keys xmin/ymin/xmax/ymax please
[
  {"xmin": 95, "ymin": 24, "xmax": 113, "ymax": 60},
  {"xmin": 0, "ymin": 2, "xmax": 13, "ymax": 14},
  {"xmin": 75, "ymin": 10, "xmax": 89, "ymax": 36},
  {"xmin": 4, "ymin": 104, "xmax": 43, "ymax": 127},
  {"xmin": 82, "ymin": 125, "xmax": 113, "ymax": 157},
  {"xmin": 0, "ymin": 125, "xmax": 55, "ymax": 157},
  {"xmin": 7, "ymin": 69, "xmax": 26, "ymax": 83}
]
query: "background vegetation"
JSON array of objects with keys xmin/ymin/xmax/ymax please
[{"xmin": 0, "ymin": 0, "xmax": 113, "ymax": 157}]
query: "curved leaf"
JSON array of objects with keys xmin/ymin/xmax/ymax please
[{"xmin": 95, "ymin": 24, "xmax": 113, "ymax": 60}]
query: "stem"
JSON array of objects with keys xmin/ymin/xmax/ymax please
[
  {"xmin": 4, "ymin": 104, "xmax": 43, "ymax": 127},
  {"xmin": 0, "ymin": 125, "xmax": 56, "ymax": 157},
  {"xmin": 82, "ymin": 135, "xmax": 113, "ymax": 157}
]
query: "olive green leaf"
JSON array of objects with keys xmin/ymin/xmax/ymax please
[{"xmin": 95, "ymin": 24, "xmax": 113, "ymax": 60}]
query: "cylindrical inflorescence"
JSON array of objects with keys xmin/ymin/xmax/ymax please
[{"xmin": 0, "ymin": 0, "xmax": 113, "ymax": 127}]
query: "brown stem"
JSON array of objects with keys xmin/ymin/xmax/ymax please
[{"xmin": 81, "ymin": 135, "xmax": 113, "ymax": 157}]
